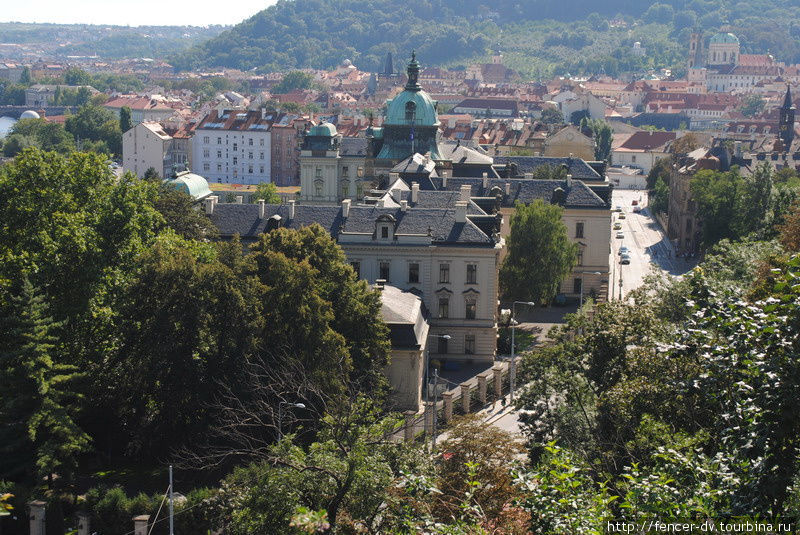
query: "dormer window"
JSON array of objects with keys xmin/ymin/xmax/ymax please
[
  {"xmin": 375, "ymin": 214, "xmax": 396, "ymax": 240},
  {"xmin": 405, "ymin": 101, "xmax": 416, "ymax": 122},
  {"xmin": 381, "ymin": 226, "xmax": 389, "ymax": 238}
]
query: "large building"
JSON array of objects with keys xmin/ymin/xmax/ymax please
[
  {"xmin": 122, "ymin": 121, "xmax": 191, "ymax": 179},
  {"xmin": 192, "ymin": 109, "xmax": 275, "ymax": 184}
]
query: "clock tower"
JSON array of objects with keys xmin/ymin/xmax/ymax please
[{"xmin": 780, "ymin": 84, "xmax": 795, "ymax": 150}]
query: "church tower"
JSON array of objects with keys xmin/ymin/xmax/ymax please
[
  {"xmin": 688, "ymin": 31, "xmax": 705, "ymax": 69},
  {"xmin": 780, "ymin": 84, "xmax": 796, "ymax": 149}
]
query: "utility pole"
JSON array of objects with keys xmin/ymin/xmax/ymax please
[
  {"xmin": 168, "ymin": 465, "xmax": 174, "ymax": 535},
  {"xmin": 431, "ymin": 369, "xmax": 439, "ymax": 451}
]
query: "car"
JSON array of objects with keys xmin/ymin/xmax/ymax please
[
  {"xmin": 616, "ymin": 231, "xmax": 624, "ymax": 239},
  {"xmin": 633, "ymin": 206, "xmax": 642, "ymax": 213},
  {"xmin": 614, "ymin": 205, "xmax": 622, "ymax": 212},
  {"xmin": 613, "ymin": 222, "xmax": 622, "ymax": 230},
  {"xmin": 618, "ymin": 246, "xmax": 630, "ymax": 256},
  {"xmin": 618, "ymin": 213, "xmax": 626, "ymax": 219},
  {"xmin": 620, "ymin": 254, "xmax": 631, "ymax": 265},
  {"xmin": 632, "ymin": 199, "xmax": 639, "ymax": 206}
]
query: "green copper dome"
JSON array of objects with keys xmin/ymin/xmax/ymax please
[
  {"xmin": 384, "ymin": 90, "xmax": 440, "ymax": 127},
  {"xmin": 165, "ymin": 172, "xmax": 212, "ymax": 200},
  {"xmin": 710, "ymin": 32, "xmax": 739, "ymax": 45},
  {"xmin": 308, "ymin": 122, "xmax": 337, "ymax": 137}
]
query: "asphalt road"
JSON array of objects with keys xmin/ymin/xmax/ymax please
[{"xmin": 610, "ymin": 189, "xmax": 696, "ymax": 299}]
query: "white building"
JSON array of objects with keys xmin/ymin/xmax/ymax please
[
  {"xmin": 192, "ymin": 109, "xmax": 274, "ymax": 185},
  {"xmin": 122, "ymin": 122, "xmax": 191, "ymax": 179}
]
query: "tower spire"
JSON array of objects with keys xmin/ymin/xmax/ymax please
[{"xmin": 405, "ymin": 51, "xmax": 421, "ymax": 91}]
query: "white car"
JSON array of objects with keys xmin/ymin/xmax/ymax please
[
  {"xmin": 618, "ymin": 246, "xmax": 630, "ymax": 256},
  {"xmin": 620, "ymin": 253, "xmax": 631, "ymax": 265},
  {"xmin": 616, "ymin": 231, "xmax": 624, "ymax": 239}
]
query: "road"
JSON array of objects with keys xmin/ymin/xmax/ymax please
[{"xmin": 610, "ymin": 189, "xmax": 696, "ymax": 299}]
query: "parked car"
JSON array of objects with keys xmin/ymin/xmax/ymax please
[
  {"xmin": 618, "ymin": 213, "xmax": 626, "ymax": 219},
  {"xmin": 613, "ymin": 222, "xmax": 622, "ymax": 230},
  {"xmin": 632, "ymin": 199, "xmax": 639, "ymax": 206},
  {"xmin": 633, "ymin": 206, "xmax": 642, "ymax": 213},
  {"xmin": 619, "ymin": 246, "xmax": 630, "ymax": 256},
  {"xmin": 614, "ymin": 205, "xmax": 622, "ymax": 212},
  {"xmin": 620, "ymin": 253, "xmax": 631, "ymax": 265},
  {"xmin": 616, "ymin": 231, "xmax": 624, "ymax": 239}
]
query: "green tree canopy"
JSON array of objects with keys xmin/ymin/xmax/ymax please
[
  {"xmin": 254, "ymin": 182, "xmax": 281, "ymax": 204},
  {"xmin": 272, "ymin": 71, "xmax": 315, "ymax": 94},
  {"xmin": 499, "ymin": 199, "xmax": 577, "ymax": 304}
]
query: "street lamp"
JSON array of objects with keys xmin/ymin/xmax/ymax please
[
  {"xmin": 510, "ymin": 301, "xmax": 535, "ymax": 403},
  {"xmin": 277, "ymin": 401, "xmax": 306, "ymax": 439}
]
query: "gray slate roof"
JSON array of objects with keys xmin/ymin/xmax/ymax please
[
  {"xmin": 340, "ymin": 137, "xmax": 369, "ymax": 157},
  {"xmin": 494, "ymin": 156, "xmax": 602, "ymax": 181},
  {"xmin": 209, "ymin": 203, "xmax": 497, "ymax": 245},
  {"xmin": 425, "ymin": 177, "xmax": 608, "ymax": 209},
  {"xmin": 380, "ymin": 285, "xmax": 429, "ymax": 349}
]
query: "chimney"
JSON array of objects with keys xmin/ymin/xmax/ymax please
[
  {"xmin": 455, "ymin": 201, "xmax": 468, "ymax": 223},
  {"xmin": 411, "ymin": 182, "xmax": 419, "ymax": 203},
  {"xmin": 400, "ymin": 200, "xmax": 408, "ymax": 211},
  {"xmin": 505, "ymin": 182, "xmax": 511, "ymax": 196},
  {"xmin": 566, "ymin": 174, "xmax": 573, "ymax": 188},
  {"xmin": 258, "ymin": 199, "xmax": 266, "ymax": 219},
  {"xmin": 288, "ymin": 199, "xmax": 295, "ymax": 219},
  {"xmin": 442, "ymin": 174, "xmax": 448, "ymax": 187},
  {"xmin": 341, "ymin": 198, "xmax": 351, "ymax": 218},
  {"xmin": 376, "ymin": 198, "xmax": 385, "ymax": 208},
  {"xmin": 460, "ymin": 184, "xmax": 471, "ymax": 201},
  {"xmin": 448, "ymin": 117, "xmax": 456, "ymax": 128},
  {"xmin": 482, "ymin": 172, "xmax": 489, "ymax": 189},
  {"xmin": 235, "ymin": 195, "xmax": 243, "ymax": 204},
  {"xmin": 204, "ymin": 196, "xmax": 215, "ymax": 215},
  {"xmin": 133, "ymin": 515, "xmax": 150, "ymax": 535},
  {"xmin": 261, "ymin": 107, "xmax": 266, "ymax": 119}
]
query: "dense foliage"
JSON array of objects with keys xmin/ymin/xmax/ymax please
[{"xmin": 173, "ymin": 0, "xmax": 800, "ymax": 78}]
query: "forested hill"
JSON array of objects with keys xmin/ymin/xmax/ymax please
[{"xmin": 172, "ymin": 0, "xmax": 800, "ymax": 78}]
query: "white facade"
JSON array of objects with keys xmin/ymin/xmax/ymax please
[
  {"xmin": 123, "ymin": 122, "xmax": 189, "ymax": 179},
  {"xmin": 192, "ymin": 127, "xmax": 272, "ymax": 184}
]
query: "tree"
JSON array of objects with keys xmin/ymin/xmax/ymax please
[
  {"xmin": 650, "ymin": 176, "xmax": 669, "ymax": 214},
  {"xmin": 254, "ymin": 182, "xmax": 281, "ymax": 204},
  {"xmin": 65, "ymin": 104, "xmax": 122, "ymax": 156},
  {"xmin": 64, "ymin": 67, "xmax": 91, "ymax": 86},
  {"xmin": 19, "ymin": 67, "xmax": 31, "ymax": 85},
  {"xmin": 119, "ymin": 105, "xmax": 132, "ymax": 133},
  {"xmin": 740, "ymin": 94, "xmax": 766, "ymax": 118},
  {"xmin": 10, "ymin": 118, "xmax": 74, "ymax": 154},
  {"xmin": 0, "ymin": 277, "xmax": 90, "ymax": 485},
  {"xmin": 540, "ymin": 107, "xmax": 564, "ymax": 125},
  {"xmin": 2, "ymin": 133, "xmax": 36, "ymax": 157},
  {"xmin": 690, "ymin": 168, "xmax": 745, "ymax": 246},
  {"xmin": 581, "ymin": 117, "xmax": 613, "ymax": 161},
  {"xmin": 500, "ymin": 199, "xmax": 577, "ymax": 305},
  {"xmin": 153, "ymin": 185, "xmax": 218, "ymax": 240},
  {"xmin": 143, "ymin": 167, "xmax": 161, "ymax": 181},
  {"xmin": 272, "ymin": 71, "xmax": 315, "ymax": 94}
]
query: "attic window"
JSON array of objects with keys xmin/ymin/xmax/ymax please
[{"xmin": 405, "ymin": 101, "xmax": 416, "ymax": 122}]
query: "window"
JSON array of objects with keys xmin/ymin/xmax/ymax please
[
  {"xmin": 576, "ymin": 222, "xmax": 584, "ymax": 238},
  {"xmin": 315, "ymin": 181, "xmax": 323, "ymax": 196},
  {"xmin": 203, "ymin": 136, "xmax": 210, "ymax": 144},
  {"xmin": 203, "ymin": 163, "xmax": 210, "ymax": 172},
  {"xmin": 438, "ymin": 336, "xmax": 448, "ymax": 354},
  {"xmin": 342, "ymin": 166, "xmax": 349, "ymax": 177},
  {"xmin": 260, "ymin": 152, "xmax": 265, "ymax": 160},
  {"xmin": 379, "ymin": 261, "xmax": 390, "ymax": 281},
  {"xmin": 439, "ymin": 263, "xmax": 450, "ymax": 283},
  {"xmin": 217, "ymin": 137, "xmax": 221, "ymax": 144},
  {"xmin": 203, "ymin": 149, "xmax": 209, "ymax": 158},
  {"xmin": 350, "ymin": 261, "xmax": 360, "ymax": 277},
  {"xmin": 408, "ymin": 263, "xmax": 419, "ymax": 283},
  {"xmin": 248, "ymin": 138, "xmax": 253, "ymax": 146},
  {"xmin": 315, "ymin": 167, "xmax": 322, "ymax": 179},
  {"xmin": 217, "ymin": 150, "xmax": 222, "ymax": 158},
  {"xmin": 248, "ymin": 165, "xmax": 253, "ymax": 174},
  {"xmin": 632, "ymin": 155, "xmax": 637, "ymax": 163},
  {"xmin": 577, "ymin": 250, "xmax": 584, "ymax": 266},
  {"xmin": 233, "ymin": 143, "xmax": 238, "ymax": 151},
  {"xmin": 356, "ymin": 183, "xmax": 364, "ymax": 198},
  {"xmin": 233, "ymin": 157, "xmax": 238, "ymax": 165},
  {"xmin": 260, "ymin": 165, "xmax": 264, "ymax": 174},
  {"xmin": 573, "ymin": 278, "xmax": 583, "ymax": 295},
  {"xmin": 217, "ymin": 164, "xmax": 222, "ymax": 172},
  {"xmin": 466, "ymin": 264, "xmax": 477, "ymax": 284},
  {"xmin": 260, "ymin": 138, "xmax": 264, "ymax": 146},
  {"xmin": 381, "ymin": 226, "xmax": 389, "ymax": 238},
  {"xmin": 438, "ymin": 297, "xmax": 449, "ymax": 319},
  {"xmin": 464, "ymin": 335, "xmax": 475, "ymax": 355},
  {"xmin": 405, "ymin": 101, "xmax": 416, "ymax": 122},
  {"xmin": 465, "ymin": 299, "xmax": 477, "ymax": 320},
  {"xmin": 248, "ymin": 152, "xmax": 253, "ymax": 159}
]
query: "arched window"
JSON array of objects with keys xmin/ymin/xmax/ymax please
[{"xmin": 405, "ymin": 101, "xmax": 416, "ymax": 122}]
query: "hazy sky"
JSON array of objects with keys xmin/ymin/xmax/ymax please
[{"xmin": 1, "ymin": 0, "xmax": 279, "ymax": 27}]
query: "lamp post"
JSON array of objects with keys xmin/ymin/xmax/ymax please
[
  {"xmin": 577, "ymin": 271, "xmax": 602, "ymax": 308},
  {"xmin": 425, "ymin": 334, "xmax": 450, "ymax": 449},
  {"xmin": 510, "ymin": 301, "xmax": 535, "ymax": 403},
  {"xmin": 278, "ymin": 401, "xmax": 306, "ymax": 439}
]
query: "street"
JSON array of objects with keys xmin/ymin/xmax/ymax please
[{"xmin": 610, "ymin": 189, "xmax": 697, "ymax": 299}]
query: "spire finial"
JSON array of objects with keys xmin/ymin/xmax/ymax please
[{"xmin": 411, "ymin": 50, "xmax": 416, "ymax": 62}]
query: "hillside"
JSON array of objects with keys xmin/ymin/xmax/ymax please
[{"xmin": 172, "ymin": 0, "xmax": 800, "ymax": 78}]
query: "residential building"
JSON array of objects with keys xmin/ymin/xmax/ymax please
[
  {"xmin": 611, "ymin": 130, "xmax": 677, "ymax": 173},
  {"xmin": 24, "ymin": 84, "xmax": 99, "ymax": 107},
  {"xmin": 122, "ymin": 121, "xmax": 191, "ymax": 179},
  {"xmin": 543, "ymin": 125, "xmax": 595, "ymax": 160},
  {"xmin": 104, "ymin": 96, "xmax": 177, "ymax": 125},
  {"xmin": 297, "ymin": 123, "xmax": 369, "ymax": 203},
  {"xmin": 452, "ymin": 98, "xmax": 519, "ymax": 118},
  {"xmin": 206, "ymin": 197, "xmax": 503, "ymax": 366},
  {"xmin": 192, "ymin": 109, "xmax": 274, "ymax": 184}
]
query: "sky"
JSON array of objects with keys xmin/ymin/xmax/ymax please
[{"xmin": 1, "ymin": 0, "xmax": 278, "ymax": 27}]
